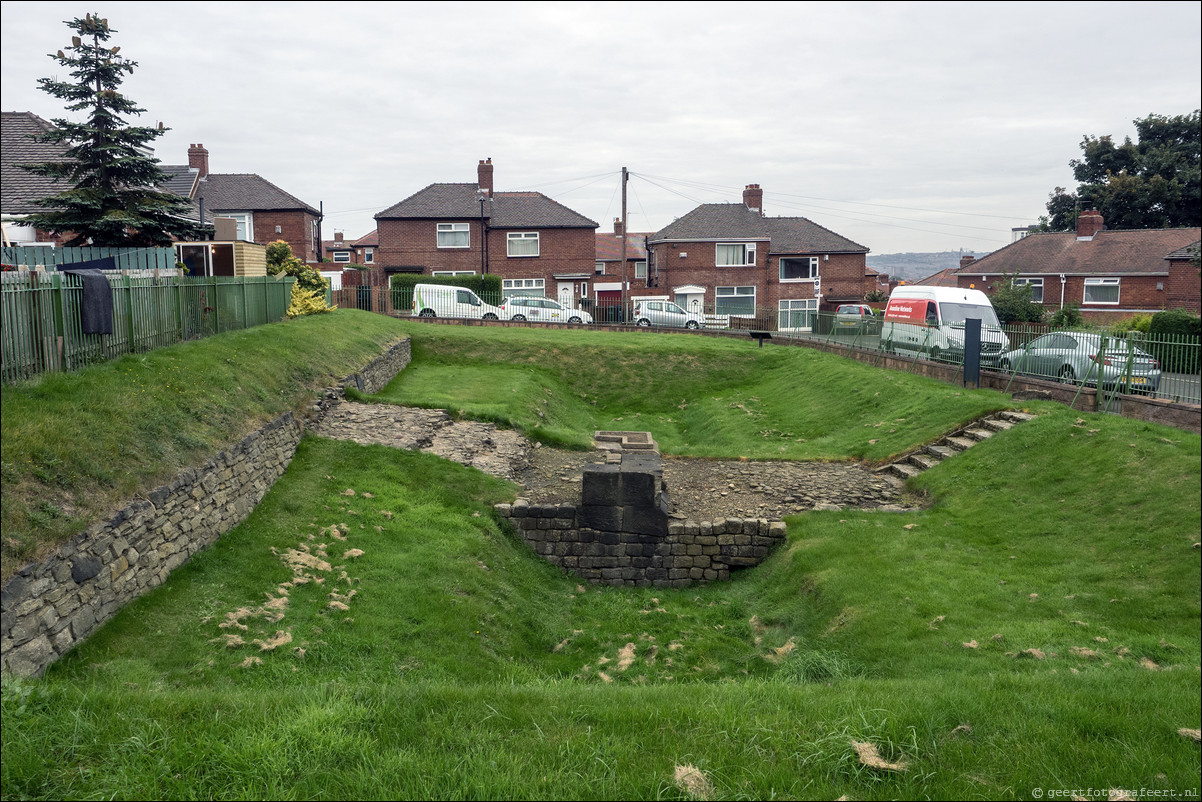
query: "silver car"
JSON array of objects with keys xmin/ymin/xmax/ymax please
[
  {"xmin": 998, "ymin": 331, "xmax": 1161, "ymax": 394},
  {"xmin": 632, "ymin": 299, "xmax": 703, "ymax": 329},
  {"xmin": 499, "ymin": 295, "xmax": 592, "ymax": 325}
]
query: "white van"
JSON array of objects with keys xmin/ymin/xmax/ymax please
[
  {"xmin": 881, "ymin": 286, "xmax": 1010, "ymax": 365},
  {"xmin": 412, "ymin": 284, "xmax": 503, "ymax": 320}
]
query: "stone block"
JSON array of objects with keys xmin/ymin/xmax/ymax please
[
  {"xmin": 581, "ymin": 463, "xmax": 621, "ymax": 507},
  {"xmin": 580, "ymin": 504, "xmax": 621, "ymax": 532}
]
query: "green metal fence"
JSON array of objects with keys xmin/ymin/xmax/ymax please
[
  {"xmin": 1, "ymin": 246, "xmax": 177, "ymax": 271},
  {"xmin": 1, "ymin": 271, "xmax": 295, "ymax": 383}
]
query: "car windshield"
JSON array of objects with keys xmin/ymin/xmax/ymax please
[{"xmin": 940, "ymin": 302, "xmax": 1000, "ymax": 327}]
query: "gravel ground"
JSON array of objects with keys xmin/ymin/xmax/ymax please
[{"xmin": 516, "ymin": 444, "xmax": 919, "ymax": 520}]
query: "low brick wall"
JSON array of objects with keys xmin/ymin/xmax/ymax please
[
  {"xmin": 495, "ymin": 501, "xmax": 787, "ymax": 587},
  {"xmin": 0, "ymin": 336, "xmax": 414, "ymax": 677}
]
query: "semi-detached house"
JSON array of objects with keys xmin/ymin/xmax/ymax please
[
  {"xmin": 369, "ymin": 159, "xmax": 598, "ymax": 306},
  {"xmin": 645, "ymin": 184, "xmax": 869, "ymax": 330}
]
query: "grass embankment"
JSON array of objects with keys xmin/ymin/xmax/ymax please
[
  {"xmin": 0, "ymin": 310, "xmax": 407, "ymax": 579},
  {"xmin": 3, "ymin": 318, "xmax": 1199, "ymax": 799}
]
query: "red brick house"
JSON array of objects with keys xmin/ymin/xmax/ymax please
[
  {"xmin": 953, "ymin": 210, "xmax": 1201, "ymax": 322},
  {"xmin": 322, "ymin": 232, "xmax": 355, "ymax": 265},
  {"xmin": 351, "ymin": 229, "xmax": 377, "ymax": 267},
  {"xmin": 182, "ymin": 144, "xmax": 322, "ymax": 263},
  {"xmin": 645, "ymin": 184, "xmax": 870, "ymax": 330},
  {"xmin": 594, "ymin": 218, "xmax": 652, "ymax": 309},
  {"xmin": 369, "ymin": 159, "xmax": 598, "ymax": 303}
]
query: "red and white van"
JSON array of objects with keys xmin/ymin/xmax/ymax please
[{"xmin": 881, "ymin": 286, "xmax": 1009, "ymax": 364}]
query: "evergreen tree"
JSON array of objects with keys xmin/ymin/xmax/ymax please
[
  {"xmin": 20, "ymin": 13, "xmax": 208, "ymax": 246},
  {"xmin": 1043, "ymin": 111, "xmax": 1201, "ymax": 232}
]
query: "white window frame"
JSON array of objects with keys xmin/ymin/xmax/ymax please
[
  {"xmin": 1083, "ymin": 277, "xmax": 1120, "ymax": 305},
  {"xmin": 1013, "ymin": 277, "xmax": 1044, "ymax": 303},
  {"xmin": 332, "ymin": 251, "xmax": 351, "ymax": 264},
  {"xmin": 779, "ymin": 256, "xmax": 819, "ymax": 282},
  {"xmin": 363, "ymin": 248, "xmax": 375, "ymax": 264},
  {"xmin": 778, "ymin": 298, "xmax": 818, "ymax": 332},
  {"xmin": 715, "ymin": 243, "xmax": 757, "ymax": 267},
  {"xmin": 507, "ymin": 231, "xmax": 540, "ymax": 257},
  {"xmin": 502, "ymin": 277, "xmax": 545, "ymax": 298},
  {"xmin": 595, "ymin": 261, "xmax": 606, "ymax": 275},
  {"xmin": 218, "ymin": 212, "xmax": 253, "ymax": 242},
  {"xmin": 716, "ymin": 285, "xmax": 756, "ymax": 316},
  {"xmin": 437, "ymin": 222, "xmax": 470, "ymax": 249},
  {"xmin": 633, "ymin": 260, "xmax": 648, "ymax": 279},
  {"xmin": 431, "ymin": 270, "xmax": 477, "ymax": 277}
]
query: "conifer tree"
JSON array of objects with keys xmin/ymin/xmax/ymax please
[{"xmin": 21, "ymin": 13, "xmax": 208, "ymax": 246}]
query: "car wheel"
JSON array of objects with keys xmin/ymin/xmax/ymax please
[
  {"xmin": 999, "ymin": 358, "xmax": 1011, "ymax": 372},
  {"xmin": 569, "ymin": 316, "xmax": 582, "ymax": 324},
  {"xmin": 483, "ymin": 313, "xmax": 498, "ymax": 321},
  {"xmin": 418, "ymin": 309, "xmax": 436, "ymax": 318},
  {"xmin": 512, "ymin": 314, "xmax": 527, "ymax": 322},
  {"xmin": 637, "ymin": 318, "xmax": 651, "ymax": 328},
  {"xmin": 1058, "ymin": 365, "xmax": 1076, "ymax": 383},
  {"xmin": 685, "ymin": 320, "xmax": 700, "ymax": 330},
  {"xmin": 930, "ymin": 347, "xmax": 941, "ymax": 362}
]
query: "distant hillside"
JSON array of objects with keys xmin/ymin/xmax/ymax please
[{"xmin": 867, "ymin": 251, "xmax": 992, "ymax": 284}]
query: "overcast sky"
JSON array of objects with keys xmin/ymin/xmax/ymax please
[{"xmin": 2, "ymin": 1, "xmax": 1199, "ymax": 255}]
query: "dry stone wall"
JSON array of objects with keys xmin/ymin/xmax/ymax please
[{"xmin": 0, "ymin": 336, "xmax": 412, "ymax": 677}]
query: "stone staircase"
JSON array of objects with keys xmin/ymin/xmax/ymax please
[{"xmin": 877, "ymin": 410, "xmax": 1036, "ymax": 480}]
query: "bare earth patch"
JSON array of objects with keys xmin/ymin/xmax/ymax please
[
  {"xmin": 851, "ymin": 740, "xmax": 909, "ymax": 772},
  {"xmin": 673, "ymin": 764, "xmax": 714, "ymax": 800}
]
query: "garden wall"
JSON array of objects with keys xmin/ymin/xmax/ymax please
[{"xmin": 0, "ymin": 336, "xmax": 411, "ymax": 677}]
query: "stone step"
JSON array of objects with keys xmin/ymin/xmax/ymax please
[
  {"xmin": 998, "ymin": 410, "xmax": 1036, "ymax": 423},
  {"xmin": 943, "ymin": 436, "xmax": 976, "ymax": 451},
  {"xmin": 925, "ymin": 444, "xmax": 957, "ymax": 460},
  {"xmin": 887, "ymin": 463, "xmax": 923, "ymax": 480},
  {"xmin": 963, "ymin": 428, "xmax": 993, "ymax": 442},
  {"xmin": 981, "ymin": 418, "xmax": 1014, "ymax": 433},
  {"xmin": 907, "ymin": 453, "xmax": 941, "ymax": 470}
]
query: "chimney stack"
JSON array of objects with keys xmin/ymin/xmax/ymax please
[
  {"xmin": 743, "ymin": 183, "xmax": 763, "ymax": 215},
  {"xmin": 1077, "ymin": 208, "xmax": 1104, "ymax": 239},
  {"xmin": 334, "ymin": 232, "xmax": 344, "ymax": 242},
  {"xmin": 477, "ymin": 158, "xmax": 494, "ymax": 197},
  {"xmin": 613, "ymin": 218, "xmax": 624, "ymax": 237},
  {"xmin": 188, "ymin": 143, "xmax": 209, "ymax": 178},
  {"xmin": 960, "ymin": 254, "xmax": 976, "ymax": 269}
]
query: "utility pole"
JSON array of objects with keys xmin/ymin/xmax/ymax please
[{"xmin": 620, "ymin": 167, "xmax": 628, "ymax": 321}]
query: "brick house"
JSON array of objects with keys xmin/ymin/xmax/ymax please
[
  {"xmin": 953, "ymin": 210, "xmax": 1201, "ymax": 322},
  {"xmin": 181, "ymin": 144, "xmax": 322, "ymax": 263},
  {"xmin": 322, "ymin": 232, "xmax": 355, "ymax": 265},
  {"xmin": 351, "ymin": 229, "xmax": 378, "ymax": 267},
  {"xmin": 369, "ymin": 159, "xmax": 598, "ymax": 303},
  {"xmin": 594, "ymin": 218, "xmax": 653, "ymax": 310},
  {"xmin": 645, "ymin": 184, "xmax": 870, "ymax": 330}
]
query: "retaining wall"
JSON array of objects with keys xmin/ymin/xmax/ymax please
[
  {"xmin": 1, "ymin": 336, "xmax": 412, "ymax": 677},
  {"xmin": 495, "ymin": 501, "xmax": 787, "ymax": 587}
]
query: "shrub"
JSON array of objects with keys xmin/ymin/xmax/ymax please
[
  {"xmin": 1148, "ymin": 309, "xmax": 1201, "ymax": 373},
  {"xmin": 286, "ymin": 282, "xmax": 335, "ymax": 319},
  {"xmin": 1113, "ymin": 313, "xmax": 1154, "ymax": 334},
  {"xmin": 1048, "ymin": 304, "xmax": 1084, "ymax": 329},
  {"xmin": 267, "ymin": 240, "xmax": 327, "ymax": 294},
  {"xmin": 991, "ymin": 275, "xmax": 1045, "ymax": 324},
  {"xmin": 865, "ymin": 289, "xmax": 889, "ymax": 303}
]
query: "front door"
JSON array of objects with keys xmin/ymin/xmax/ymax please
[{"xmin": 558, "ymin": 282, "xmax": 574, "ymax": 309}]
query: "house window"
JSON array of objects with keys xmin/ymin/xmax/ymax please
[
  {"xmin": 779, "ymin": 298, "xmax": 817, "ymax": 331},
  {"xmin": 502, "ymin": 278, "xmax": 545, "ymax": 298},
  {"xmin": 332, "ymin": 252, "xmax": 351, "ymax": 264},
  {"xmin": 780, "ymin": 257, "xmax": 819, "ymax": 281},
  {"xmin": 634, "ymin": 260, "xmax": 647, "ymax": 279},
  {"xmin": 1083, "ymin": 277, "xmax": 1120, "ymax": 304},
  {"xmin": 437, "ymin": 222, "xmax": 470, "ymax": 248},
  {"xmin": 716, "ymin": 285, "xmax": 756, "ymax": 316},
  {"xmin": 715, "ymin": 243, "xmax": 756, "ymax": 266},
  {"xmin": 219, "ymin": 213, "xmax": 252, "ymax": 242},
  {"xmin": 595, "ymin": 261, "xmax": 606, "ymax": 275},
  {"xmin": 507, "ymin": 232, "xmax": 540, "ymax": 257},
  {"xmin": 363, "ymin": 249, "xmax": 374, "ymax": 264},
  {"xmin": 431, "ymin": 270, "xmax": 476, "ymax": 277},
  {"xmin": 1013, "ymin": 277, "xmax": 1044, "ymax": 303}
]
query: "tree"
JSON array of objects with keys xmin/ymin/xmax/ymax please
[
  {"xmin": 266, "ymin": 240, "xmax": 327, "ymax": 293},
  {"xmin": 1044, "ymin": 111, "xmax": 1201, "ymax": 231},
  {"xmin": 20, "ymin": 14, "xmax": 208, "ymax": 246}
]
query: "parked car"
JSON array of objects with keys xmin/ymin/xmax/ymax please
[
  {"xmin": 998, "ymin": 331, "xmax": 1161, "ymax": 394},
  {"xmin": 499, "ymin": 295, "xmax": 592, "ymax": 324},
  {"xmin": 834, "ymin": 304, "xmax": 879, "ymax": 334},
  {"xmin": 631, "ymin": 299, "xmax": 703, "ymax": 329},
  {"xmin": 412, "ymin": 284, "xmax": 503, "ymax": 320}
]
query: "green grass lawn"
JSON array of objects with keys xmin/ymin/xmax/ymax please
[{"xmin": 3, "ymin": 314, "xmax": 1199, "ymax": 800}]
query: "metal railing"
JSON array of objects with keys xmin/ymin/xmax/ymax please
[
  {"xmin": 336, "ymin": 285, "xmax": 1202, "ymax": 406},
  {"xmin": 2, "ymin": 270, "xmax": 295, "ymax": 383}
]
